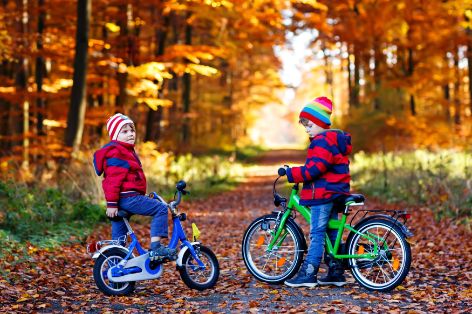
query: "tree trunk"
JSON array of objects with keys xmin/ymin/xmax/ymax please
[
  {"xmin": 65, "ymin": 0, "xmax": 90, "ymax": 153},
  {"xmin": 453, "ymin": 50, "xmax": 461, "ymax": 125},
  {"xmin": 407, "ymin": 48, "xmax": 416, "ymax": 116},
  {"xmin": 182, "ymin": 12, "xmax": 192, "ymax": 144},
  {"xmin": 467, "ymin": 33, "xmax": 472, "ymax": 114},
  {"xmin": 36, "ymin": 0, "xmax": 46, "ymax": 136},
  {"xmin": 14, "ymin": 0, "xmax": 29, "ymax": 168},
  {"xmin": 144, "ymin": 7, "xmax": 169, "ymax": 142},
  {"xmin": 321, "ymin": 41, "xmax": 334, "ymax": 101},
  {"xmin": 373, "ymin": 39, "xmax": 382, "ymax": 110},
  {"xmin": 444, "ymin": 54, "xmax": 451, "ymax": 121},
  {"xmin": 353, "ymin": 43, "xmax": 360, "ymax": 107},
  {"xmin": 347, "ymin": 43, "xmax": 353, "ymax": 111}
]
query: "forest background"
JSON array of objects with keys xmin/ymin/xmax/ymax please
[{"xmin": 0, "ymin": 0, "xmax": 471, "ymax": 252}]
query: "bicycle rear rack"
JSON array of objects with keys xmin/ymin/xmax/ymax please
[{"xmin": 348, "ymin": 209, "xmax": 409, "ymax": 227}]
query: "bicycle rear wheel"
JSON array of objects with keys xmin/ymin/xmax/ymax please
[
  {"xmin": 93, "ymin": 248, "xmax": 136, "ymax": 296},
  {"xmin": 347, "ymin": 218, "xmax": 411, "ymax": 292},
  {"xmin": 242, "ymin": 214, "xmax": 305, "ymax": 284}
]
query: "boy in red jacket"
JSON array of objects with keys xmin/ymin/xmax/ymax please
[
  {"xmin": 93, "ymin": 113, "xmax": 175, "ymax": 261},
  {"xmin": 284, "ymin": 97, "xmax": 352, "ymax": 288}
]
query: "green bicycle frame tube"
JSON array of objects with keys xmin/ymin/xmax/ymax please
[{"xmin": 267, "ymin": 187, "xmax": 378, "ymax": 259}]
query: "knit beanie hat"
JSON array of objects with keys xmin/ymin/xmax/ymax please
[
  {"xmin": 106, "ymin": 113, "xmax": 134, "ymax": 141},
  {"xmin": 299, "ymin": 96, "xmax": 333, "ymax": 129}
]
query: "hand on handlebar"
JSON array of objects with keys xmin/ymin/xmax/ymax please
[{"xmin": 278, "ymin": 165, "xmax": 289, "ymax": 176}]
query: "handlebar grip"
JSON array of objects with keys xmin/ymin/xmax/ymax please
[{"xmin": 278, "ymin": 167, "xmax": 286, "ymax": 176}]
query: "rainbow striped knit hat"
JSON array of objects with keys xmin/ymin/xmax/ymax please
[{"xmin": 299, "ymin": 96, "xmax": 333, "ymax": 129}]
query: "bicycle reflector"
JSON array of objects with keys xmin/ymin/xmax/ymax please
[
  {"xmin": 87, "ymin": 241, "xmax": 101, "ymax": 254},
  {"xmin": 192, "ymin": 223, "xmax": 201, "ymax": 242},
  {"xmin": 277, "ymin": 257, "xmax": 286, "ymax": 267},
  {"xmin": 256, "ymin": 236, "xmax": 265, "ymax": 247},
  {"xmin": 392, "ymin": 258, "xmax": 400, "ymax": 271},
  {"xmin": 358, "ymin": 245, "xmax": 365, "ymax": 254},
  {"xmin": 400, "ymin": 213, "xmax": 411, "ymax": 220}
]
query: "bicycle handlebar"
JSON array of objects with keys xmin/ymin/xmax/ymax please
[
  {"xmin": 277, "ymin": 167, "xmax": 286, "ymax": 176},
  {"xmin": 169, "ymin": 180, "xmax": 189, "ymax": 209}
]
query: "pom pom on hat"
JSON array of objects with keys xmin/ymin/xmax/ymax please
[
  {"xmin": 106, "ymin": 113, "xmax": 134, "ymax": 141},
  {"xmin": 299, "ymin": 96, "xmax": 333, "ymax": 129}
]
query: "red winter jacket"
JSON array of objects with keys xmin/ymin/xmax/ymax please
[
  {"xmin": 286, "ymin": 130, "xmax": 352, "ymax": 206},
  {"xmin": 93, "ymin": 141, "xmax": 147, "ymax": 208}
]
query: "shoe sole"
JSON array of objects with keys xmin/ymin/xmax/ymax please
[
  {"xmin": 318, "ymin": 281, "xmax": 347, "ymax": 287},
  {"xmin": 284, "ymin": 281, "xmax": 318, "ymax": 288}
]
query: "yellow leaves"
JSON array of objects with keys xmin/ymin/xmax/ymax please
[
  {"xmin": 127, "ymin": 62, "xmax": 173, "ymax": 82},
  {"xmin": 42, "ymin": 79, "xmax": 73, "ymax": 93},
  {"xmin": 204, "ymin": 0, "xmax": 233, "ymax": 9},
  {"xmin": 105, "ymin": 22, "xmax": 120, "ymax": 33},
  {"xmin": 137, "ymin": 97, "xmax": 173, "ymax": 110},
  {"xmin": 297, "ymin": 0, "xmax": 328, "ymax": 12},
  {"xmin": 0, "ymin": 86, "xmax": 15, "ymax": 93},
  {"xmin": 186, "ymin": 64, "xmax": 219, "ymax": 76},
  {"xmin": 166, "ymin": 44, "xmax": 225, "ymax": 62}
]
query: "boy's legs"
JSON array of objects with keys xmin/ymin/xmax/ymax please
[
  {"xmin": 119, "ymin": 195, "xmax": 176, "ymax": 259},
  {"xmin": 285, "ymin": 202, "xmax": 333, "ymax": 288},
  {"xmin": 111, "ymin": 220, "xmax": 128, "ymax": 246},
  {"xmin": 319, "ymin": 209, "xmax": 347, "ymax": 286}
]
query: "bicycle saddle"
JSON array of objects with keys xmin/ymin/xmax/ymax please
[
  {"xmin": 333, "ymin": 194, "xmax": 365, "ymax": 208},
  {"xmin": 109, "ymin": 210, "xmax": 133, "ymax": 221},
  {"xmin": 344, "ymin": 194, "xmax": 365, "ymax": 204}
]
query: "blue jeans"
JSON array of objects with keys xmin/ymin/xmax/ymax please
[
  {"xmin": 304, "ymin": 202, "xmax": 339, "ymax": 269},
  {"xmin": 111, "ymin": 195, "xmax": 169, "ymax": 240}
]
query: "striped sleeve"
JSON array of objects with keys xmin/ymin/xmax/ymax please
[{"xmin": 287, "ymin": 137, "xmax": 334, "ymax": 183}]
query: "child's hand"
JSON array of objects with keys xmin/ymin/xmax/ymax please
[{"xmin": 106, "ymin": 207, "xmax": 118, "ymax": 217}]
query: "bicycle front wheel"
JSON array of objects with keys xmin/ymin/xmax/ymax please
[
  {"xmin": 347, "ymin": 218, "xmax": 411, "ymax": 292},
  {"xmin": 242, "ymin": 214, "xmax": 305, "ymax": 284},
  {"xmin": 179, "ymin": 245, "xmax": 220, "ymax": 291}
]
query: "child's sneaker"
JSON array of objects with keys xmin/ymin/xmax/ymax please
[
  {"xmin": 317, "ymin": 273, "xmax": 347, "ymax": 286},
  {"xmin": 318, "ymin": 259, "xmax": 347, "ymax": 286},
  {"xmin": 284, "ymin": 262, "xmax": 318, "ymax": 288},
  {"xmin": 149, "ymin": 242, "xmax": 177, "ymax": 262}
]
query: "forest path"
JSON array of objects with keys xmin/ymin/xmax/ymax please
[{"xmin": 1, "ymin": 150, "xmax": 470, "ymax": 313}]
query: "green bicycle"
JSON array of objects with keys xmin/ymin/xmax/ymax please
[{"xmin": 242, "ymin": 167, "xmax": 413, "ymax": 292}]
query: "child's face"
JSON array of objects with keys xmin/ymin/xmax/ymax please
[
  {"xmin": 116, "ymin": 123, "xmax": 136, "ymax": 144},
  {"xmin": 301, "ymin": 120, "xmax": 325, "ymax": 137}
]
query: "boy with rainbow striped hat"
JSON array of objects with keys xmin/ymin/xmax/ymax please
[{"xmin": 284, "ymin": 96, "xmax": 352, "ymax": 288}]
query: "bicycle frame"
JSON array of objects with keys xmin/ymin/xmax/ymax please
[
  {"xmin": 116, "ymin": 211, "xmax": 205, "ymax": 269},
  {"xmin": 267, "ymin": 186, "xmax": 380, "ymax": 260}
]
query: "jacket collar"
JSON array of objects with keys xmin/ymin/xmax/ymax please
[{"xmin": 111, "ymin": 140, "xmax": 135, "ymax": 150}]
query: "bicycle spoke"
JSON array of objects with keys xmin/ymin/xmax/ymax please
[{"xmin": 377, "ymin": 261, "xmax": 392, "ymax": 282}]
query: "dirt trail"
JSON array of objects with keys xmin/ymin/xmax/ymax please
[{"xmin": 1, "ymin": 149, "xmax": 470, "ymax": 313}]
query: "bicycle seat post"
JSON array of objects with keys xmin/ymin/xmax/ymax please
[{"xmin": 122, "ymin": 217, "xmax": 133, "ymax": 233}]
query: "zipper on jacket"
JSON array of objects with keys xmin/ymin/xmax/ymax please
[{"xmin": 311, "ymin": 182, "xmax": 315, "ymax": 199}]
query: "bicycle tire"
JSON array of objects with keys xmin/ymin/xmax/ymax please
[
  {"xmin": 242, "ymin": 214, "xmax": 305, "ymax": 284},
  {"xmin": 93, "ymin": 248, "xmax": 136, "ymax": 296},
  {"xmin": 179, "ymin": 245, "xmax": 220, "ymax": 290},
  {"xmin": 346, "ymin": 218, "xmax": 411, "ymax": 292}
]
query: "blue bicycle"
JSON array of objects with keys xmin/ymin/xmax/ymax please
[{"xmin": 87, "ymin": 180, "xmax": 220, "ymax": 296}]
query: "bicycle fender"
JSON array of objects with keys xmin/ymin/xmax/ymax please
[
  {"xmin": 176, "ymin": 242, "xmax": 200, "ymax": 267},
  {"xmin": 353, "ymin": 215, "xmax": 414, "ymax": 238},
  {"xmin": 92, "ymin": 245, "xmax": 131, "ymax": 259},
  {"xmin": 287, "ymin": 217, "xmax": 308, "ymax": 251}
]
